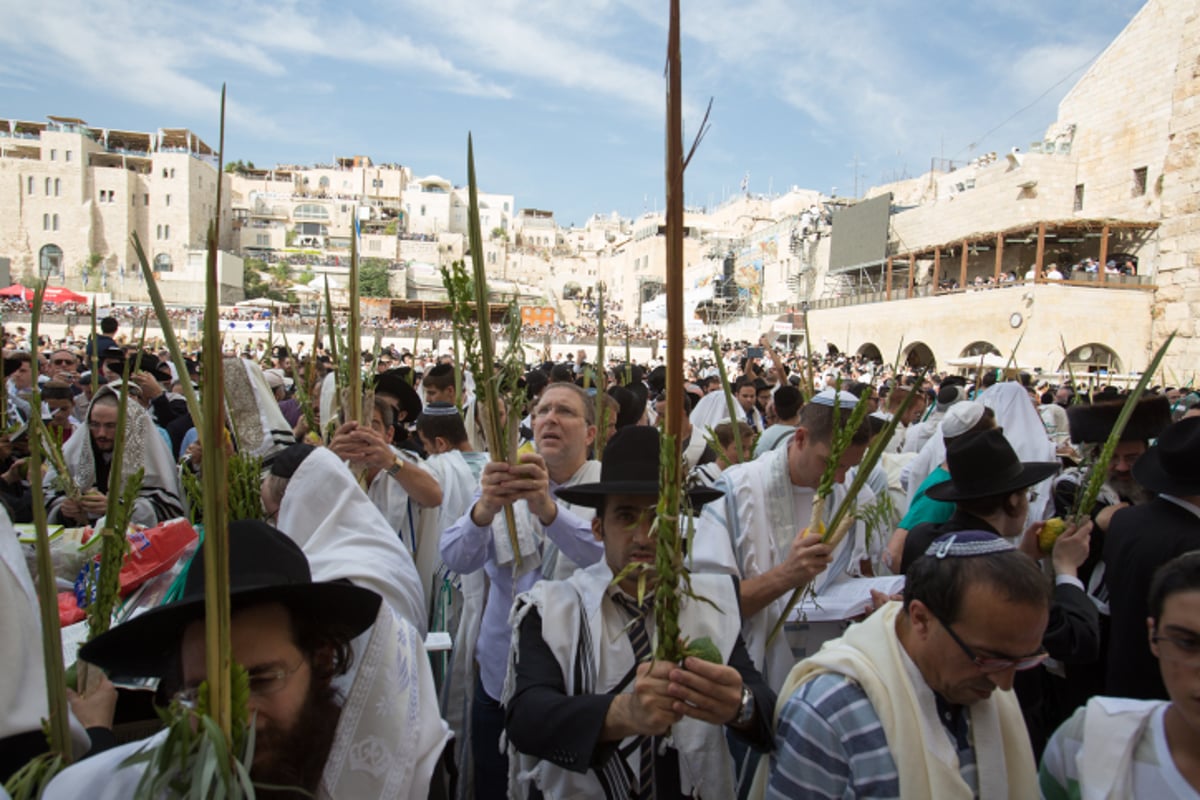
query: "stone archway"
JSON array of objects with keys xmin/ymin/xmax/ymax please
[
  {"xmin": 1060, "ymin": 343, "xmax": 1122, "ymax": 374},
  {"xmin": 856, "ymin": 342, "xmax": 883, "ymax": 362},
  {"xmin": 903, "ymin": 341, "xmax": 937, "ymax": 369},
  {"xmin": 961, "ymin": 340, "xmax": 1001, "ymax": 358}
]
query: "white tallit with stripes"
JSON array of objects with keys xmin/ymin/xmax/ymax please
[{"xmin": 502, "ymin": 560, "xmax": 741, "ymax": 800}]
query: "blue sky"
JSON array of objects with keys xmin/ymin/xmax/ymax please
[{"xmin": 1, "ymin": 0, "xmax": 1146, "ymax": 227}]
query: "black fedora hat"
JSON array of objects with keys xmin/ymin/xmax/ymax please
[
  {"xmin": 925, "ymin": 428, "xmax": 1059, "ymax": 502},
  {"xmin": 79, "ymin": 520, "xmax": 381, "ymax": 678},
  {"xmin": 373, "ymin": 367, "xmax": 423, "ymax": 423},
  {"xmin": 556, "ymin": 426, "xmax": 723, "ymax": 509},
  {"xmin": 1133, "ymin": 416, "xmax": 1200, "ymax": 496}
]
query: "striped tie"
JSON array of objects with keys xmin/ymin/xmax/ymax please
[{"xmin": 614, "ymin": 594, "xmax": 655, "ymax": 798}]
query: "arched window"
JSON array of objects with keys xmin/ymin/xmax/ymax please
[
  {"xmin": 1060, "ymin": 343, "xmax": 1122, "ymax": 375},
  {"xmin": 960, "ymin": 341, "xmax": 1001, "ymax": 358},
  {"xmin": 54, "ymin": 178, "xmax": 61, "ymax": 196},
  {"xmin": 52, "ymin": 214, "xmax": 59, "ymax": 231},
  {"xmin": 856, "ymin": 343, "xmax": 883, "ymax": 363},
  {"xmin": 903, "ymin": 341, "xmax": 937, "ymax": 369},
  {"xmin": 39, "ymin": 244, "xmax": 63, "ymax": 279},
  {"xmin": 42, "ymin": 213, "xmax": 49, "ymax": 231},
  {"xmin": 154, "ymin": 253, "xmax": 172, "ymax": 273},
  {"xmin": 293, "ymin": 203, "xmax": 330, "ymax": 221}
]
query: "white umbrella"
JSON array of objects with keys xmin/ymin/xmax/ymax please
[
  {"xmin": 234, "ymin": 297, "xmax": 289, "ymax": 309},
  {"xmin": 309, "ymin": 275, "xmax": 342, "ymax": 290},
  {"xmin": 945, "ymin": 352, "xmax": 1031, "ymax": 371}
]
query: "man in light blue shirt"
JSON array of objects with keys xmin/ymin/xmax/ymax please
[{"xmin": 441, "ymin": 382, "xmax": 603, "ymax": 799}]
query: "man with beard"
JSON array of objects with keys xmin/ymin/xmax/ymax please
[
  {"xmin": 45, "ymin": 384, "xmax": 184, "ymax": 527},
  {"xmin": 1105, "ymin": 417, "xmax": 1200, "ymax": 701},
  {"xmin": 1042, "ymin": 397, "xmax": 1172, "ymax": 716},
  {"xmin": 42, "ymin": 520, "xmax": 450, "ymax": 799}
]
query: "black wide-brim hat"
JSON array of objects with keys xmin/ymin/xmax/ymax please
[
  {"xmin": 373, "ymin": 367, "xmax": 424, "ymax": 423},
  {"xmin": 79, "ymin": 520, "xmax": 381, "ymax": 678},
  {"xmin": 556, "ymin": 425, "xmax": 724, "ymax": 509},
  {"xmin": 1133, "ymin": 416, "xmax": 1200, "ymax": 496},
  {"xmin": 1067, "ymin": 396, "xmax": 1172, "ymax": 444},
  {"xmin": 925, "ymin": 427, "xmax": 1060, "ymax": 502}
]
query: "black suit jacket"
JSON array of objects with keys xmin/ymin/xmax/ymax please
[
  {"xmin": 1104, "ymin": 497, "xmax": 1200, "ymax": 699},
  {"xmin": 505, "ymin": 579, "xmax": 774, "ymax": 799}
]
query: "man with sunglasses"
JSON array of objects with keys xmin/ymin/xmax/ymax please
[{"xmin": 761, "ymin": 532, "xmax": 1051, "ymax": 799}]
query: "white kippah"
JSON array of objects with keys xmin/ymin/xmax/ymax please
[
  {"xmin": 941, "ymin": 401, "xmax": 985, "ymax": 438},
  {"xmin": 809, "ymin": 388, "xmax": 860, "ymax": 410}
]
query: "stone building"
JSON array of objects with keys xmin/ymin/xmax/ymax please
[{"xmin": 0, "ymin": 116, "xmax": 242, "ymax": 303}]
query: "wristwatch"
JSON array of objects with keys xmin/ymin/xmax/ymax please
[
  {"xmin": 386, "ymin": 457, "xmax": 405, "ymax": 477},
  {"xmin": 733, "ymin": 685, "xmax": 755, "ymax": 726}
]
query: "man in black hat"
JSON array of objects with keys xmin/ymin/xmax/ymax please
[
  {"xmin": 901, "ymin": 427, "xmax": 1065, "ymax": 573},
  {"xmin": 504, "ymin": 426, "xmax": 774, "ymax": 799},
  {"xmin": 1104, "ymin": 416, "xmax": 1200, "ymax": 700},
  {"xmin": 42, "ymin": 520, "xmax": 450, "ymax": 799}
]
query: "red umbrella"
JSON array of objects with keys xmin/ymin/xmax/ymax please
[
  {"xmin": 0, "ymin": 284, "xmax": 31, "ymax": 300},
  {"xmin": 42, "ymin": 286, "xmax": 87, "ymax": 304}
]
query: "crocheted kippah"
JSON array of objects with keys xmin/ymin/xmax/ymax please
[
  {"xmin": 924, "ymin": 531, "xmax": 1014, "ymax": 560},
  {"xmin": 420, "ymin": 401, "xmax": 460, "ymax": 417}
]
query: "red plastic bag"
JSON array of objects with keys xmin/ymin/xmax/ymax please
[{"xmin": 57, "ymin": 518, "xmax": 198, "ymax": 627}]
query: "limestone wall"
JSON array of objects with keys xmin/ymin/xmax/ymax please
[
  {"xmin": 807, "ymin": 283, "xmax": 1152, "ymax": 375},
  {"xmin": 1056, "ymin": 0, "xmax": 1187, "ymax": 222},
  {"xmin": 1153, "ymin": 0, "xmax": 1200, "ymax": 374}
]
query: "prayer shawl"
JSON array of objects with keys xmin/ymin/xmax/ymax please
[
  {"xmin": 44, "ymin": 383, "xmax": 184, "ymax": 528},
  {"xmin": 421, "ymin": 450, "xmax": 490, "ymax": 800},
  {"xmin": 222, "ymin": 357, "xmax": 296, "ymax": 469},
  {"xmin": 0, "ymin": 510, "xmax": 90, "ymax": 758},
  {"xmin": 750, "ymin": 602, "xmax": 1037, "ymax": 800},
  {"xmin": 276, "ymin": 446, "xmax": 427, "ymax": 634},
  {"xmin": 503, "ymin": 561, "xmax": 742, "ymax": 799},
  {"xmin": 692, "ymin": 446, "xmax": 872, "ymax": 690},
  {"xmin": 1071, "ymin": 697, "xmax": 1166, "ymax": 800},
  {"xmin": 980, "ymin": 382, "xmax": 1058, "ymax": 526},
  {"xmin": 496, "ymin": 460, "xmax": 601, "ymax": 582},
  {"xmin": 414, "ymin": 449, "xmax": 477, "ymax": 622},
  {"xmin": 40, "ymin": 607, "xmax": 450, "ymax": 800},
  {"xmin": 365, "ymin": 447, "xmax": 423, "ymax": 559}
]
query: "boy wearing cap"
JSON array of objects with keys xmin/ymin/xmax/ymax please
[
  {"xmin": 504, "ymin": 426, "xmax": 774, "ymax": 799},
  {"xmin": 761, "ymin": 532, "xmax": 1052, "ymax": 799}
]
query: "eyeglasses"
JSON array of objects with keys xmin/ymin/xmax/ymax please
[
  {"xmin": 51, "ymin": 358, "xmax": 76, "ymax": 366},
  {"xmin": 174, "ymin": 658, "xmax": 305, "ymax": 708},
  {"xmin": 930, "ymin": 608, "xmax": 1048, "ymax": 673},
  {"xmin": 1152, "ymin": 630, "xmax": 1200, "ymax": 667},
  {"xmin": 87, "ymin": 421, "xmax": 118, "ymax": 433}
]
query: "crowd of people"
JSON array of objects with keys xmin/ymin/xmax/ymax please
[{"xmin": 1, "ymin": 314, "xmax": 1198, "ymax": 799}]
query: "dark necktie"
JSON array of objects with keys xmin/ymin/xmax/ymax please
[{"xmin": 614, "ymin": 594, "xmax": 655, "ymax": 798}]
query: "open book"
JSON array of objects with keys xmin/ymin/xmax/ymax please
[{"xmin": 789, "ymin": 574, "xmax": 906, "ymax": 623}]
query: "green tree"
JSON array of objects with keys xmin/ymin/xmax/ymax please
[{"xmin": 359, "ymin": 259, "xmax": 392, "ymax": 298}]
